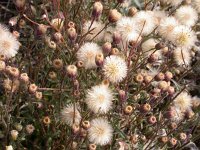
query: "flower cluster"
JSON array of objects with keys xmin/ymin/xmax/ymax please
[{"xmin": 0, "ymin": 0, "xmax": 200, "ymax": 149}]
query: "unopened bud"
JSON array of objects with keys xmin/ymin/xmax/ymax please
[
  {"xmin": 169, "ymin": 138, "xmax": 177, "ymax": 146},
  {"xmin": 148, "ymin": 53, "xmax": 158, "ymax": 63},
  {"xmin": 0, "ymin": 60, "xmax": 6, "ymax": 71},
  {"xmin": 66, "ymin": 65, "xmax": 77, "ymax": 78},
  {"xmin": 113, "ymin": 32, "xmax": 121, "ymax": 44},
  {"xmin": 89, "ymin": 144, "xmax": 96, "ymax": 150},
  {"xmin": 48, "ymin": 40, "xmax": 56, "ymax": 49},
  {"xmin": 158, "ymin": 81, "xmax": 168, "ymax": 91},
  {"xmin": 148, "ymin": 116, "xmax": 157, "ymax": 124},
  {"xmin": 140, "ymin": 103, "xmax": 151, "ymax": 113},
  {"xmin": 77, "ymin": 61, "xmax": 84, "ymax": 68},
  {"xmin": 111, "ymin": 48, "xmax": 119, "ymax": 55},
  {"xmin": 155, "ymin": 42, "xmax": 165, "ymax": 50},
  {"xmin": 9, "ymin": 67, "xmax": 20, "ymax": 78},
  {"xmin": 155, "ymin": 72, "xmax": 165, "ymax": 81},
  {"xmin": 95, "ymin": 53, "xmax": 104, "ymax": 66},
  {"xmin": 37, "ymin": 24, "xmax": 48, "ymax": 35},
  {"xmin": 158, "ymin": 136, "xmax": 168, "ymax": 144},
  {"xmin": 128, "ymin": 7, "xmax": 138, "ymax": 17},
  {"xmin": 144, "ymin": 75, "xmax": 153, "ymax": 84},
  {"xmin": 15, "ymin": 0, "xmax": 26, "ymax": 9},
  {"xmin": 135, "ymin": 74, "xmax": 144, "ymax": 83},
  {"xmin": 179, "ymin": 133, "xmax": 187, "ymax": 141},
  {"xmin": 67, "ymin": 27, "xmax": 77, "ymax": 41},
  {"xmin": 130, "ymin": 134, "xmax": 138, "ymax": 144},
  {"xmin": 43, "ymin": 116, "xmax": 51, "ymax": 125},
  {"xmin": 26, "ymin": 124, "xmax": 35, "ymax": 134},
  {"xmin": 10, "ymin": 130, "xmax": 18, "ymax": 140},
  {"xmin": 167, "ymin": 86, "xmax": 175, "ymax": 95},
  {"xmin": 72, "ymin": 124, "xmax": 80, "ymax": 134},
  {"xmin": 54, "ymin": 32, "xmax": 64, "ymax": 43},
  {"xmin": 102, "ymin": 42, "xmax": 112, "ymax": 54},
  {"xmin": 67, "ymin": 21, "xmax": 75, "ymax": 28},
  {"xmin": 35, "ymin": 91, "xmax": 42, "ymax": 100},
  {"xmin": 165, "ymin": 71, "xmax": 173, "ymax": 81},
  {"xmin": 92, "ymin": 2, "xmax": 103, "ymax": 18},
  {"xmin": 29, "ymin": 84, "xmax": 38, "ymax": 94},
  {"xmin": 49, "ymin": 71, "xmax": 57, "ymax": 79},
  {"xmin": 119, "ymin": 90, "xmax": 126, "ymax": 102},
  {"xmin": 53, "ymin": 59, "xmax": 63, "ymax": 69},
  {"xmin": 82, "ymin": 121, "xmax": 90, "ymax": 130},
  {"xmin": 108, "ymin": 9, "xmax": 122, "ymax": 23},
  {"xmin": 51, "ymin": 18, "xmax": 64, "ymax": 30},
  {"xmin": 9, "ymin": 16, "xmax": 18, "ymax": 26},
  {"xmin": 20, "ymin": 73, "xmax": 29, "ymax": 83},
  {"xmin": 124, "ymin": 105, "xmax": 133, "ymax": 114}
]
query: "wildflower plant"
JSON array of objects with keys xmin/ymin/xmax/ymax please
[{"xmin": 0, "ymin": 0, "xmax": 200, "ymax": 149}]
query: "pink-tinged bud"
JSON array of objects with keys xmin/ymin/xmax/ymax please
[
  {"xmin": 167, "ymin": 86, "xmax": 175, "ymax": 95},
  {"xmin": 144, "ymin": 75, "xmax": 153, "ymax": 84},
  {"xmin": 29, "ymin": 84, "xmax": 38, "ymax": 94},
  {"xmin": 10, "ymin": 130, "xmax": 18, "ymax": 141},
  {"xmin": 26, "ymin": 124, "xmax": 35, "ymax": 134},
  {"xmin": 0, "ymin": 61, "xmax": 6, "ymax": 71},
  {"xmin": 169, "ymin": 138, "xmax": 177, "ymax": 146},
  {"xmin": 77, "ymin": 61, "xmax": 84, "ymax": 68},
  {"xmin": 148, "ymin": 53, "xmax": 158, "ymax": 63},
  {"xmin": 155, "ymin": 72, "xmax": 165, "ymax": 81},
  {"xmin": 128, "ymin": 7, "xmax": 138, "ymax": 17},
  {"xmin": 54, "ymin": 32, "xmax": 64, "ymax": 43},
  {"xmin": 66, "ymin": 65, "xmax": 77, "ymax": 78},
  {"xmin": 72, "ymin": 124, "xmax": 80, "ymax": 134},
  {"xmin": 165, "ymin": 71, "xmax": 173, "ymax": 81},
  {"xmin": 148, "ymin": 116, "xmax": 157, "ymax": 124},
  {"xmin": 135, "ymin": 74, "xmax": 144, "ymax": 83},
  {"xmin": 20, "ymin": 73, "xmax": 29, "ymax": 83},
  {"xmin": 158, "ymin": 136, "xmax": 168, "ymax": 144},
  {"xmin": 102, "ymin": 42, "xmax": 112, "ymax": 54},
  {"xmin": 37, "ymin": 24, "xmax": 48, "ymax": 35},
  {"xmin": 92, "ymin": 2, "xmax": 103, "ymax": 19},
  {"xmin": 119, "ymin": 90, "xmax": 126, "ymax": 102},
  {"xmin": 35, "ymin": 91, "xmax": 42, "ymax": 100},
  {"xmin": 67, "ymin": 27, "xmax": 77, "ymax": 41},
  {"xmin": 95, "ymin": 53, "xmax": 104, "ymax": 67},
  {"xmin": 108, "ymin": 9, "xmax": 122, "ymax": 23},
  {"xmin": 113, "ymin": 32, "xmax": 122, "ymax": 44}
]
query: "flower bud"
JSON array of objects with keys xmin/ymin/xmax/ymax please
[
  {"xmin": 89, "ymin": 144, "xmax": 96, "ymax": 150},
  {"xmin": 148, "ymin": 53, "xmax": 158, "ymax": 63},
  {"xmin": 111, "ymin": 48, "xmax": 119, "ymax": 55},
  {"xmin": 102, "ymin": 79, "xmax": 110, "ymax": 87},
  {"xmin": 18, "ymin": 19, "xmax": 26, "ymax": 28},
  {"xmin": 135, "ymin": 74, "xmax": 144, "ymax": 83},
  {"xmin": 119, "ymin": 90, "xmax": 126, "ymax": 102},
  {"xmin": 53, "ymin": 59, "xmax": 63, "ymax": 69},
  {"xmin": 77, "ymin": 61, "xmax": 84, "ymax": 68},
  {"xmin": 113, "ymin": 32, "xmax": 121, "ymax": 45},
  {"xmin": 67, "ymin": 27, "xmax": 77, "ymax": 41},
  {"xmin": 162, "ymin": 47, "xmax": 169, "ymax": 55},
  {"xmin": 67, "ymin": 21, "xmax": 75, "ymax": 28},
  {"xmin": 155, "ymin": 42, "xmax": 165, "ymax": 50},
  {"xmin": 185, "ymin": 109, "xmax": 194, "ymax": 119},
  {"xmin": 140, "ymin": 103, "xmax": 151, "ymax": 113},
  {"xmin": 158, "ymin": 136, "xmax": 168, "ymax": 144},
  {"xmin": 102, "ymin": 42, "xmax": 112, "ymax": 54},
  {"xmin": 48, "ymin": 40, "xmax": 57, "ymax": 49},
  {"xmin": 26, "ymin": 124, "xmax": 35, "ymax": 134},
  {"xmin": 167, "ymin": 86, "xmax": 175, "ymax": 95},
  {"xmin": 124, "ymin": 105, "xmax": 133, "ymax": 114},
  {"xmin": 72, "ymin": 124, "xmax": 80, "ymax": 134},
  {"xmin": 144, "ymin": 75, "xmax": 153, "ymax": 84},
  {"xmin": 108, "ymin": 9, "xmax": 122, "ymax": 23},
  {"xmin": 148, "ymin": 116, "xmax": 157, "ymax": 124},
  {"xmin": 80, "ymin": 128, "xmax": 87, "ymax": 137},
  {"xmin": 10, "ymin": 130, "xmax": 18, "ymax": 140},
  {"xmin": 130, "ymin": 134, "xmax": 138, "ymax": 144},
  {"xmin": 9, "ymin": 67, "xmax": 20, "ymax": 78},
  {"xmin": 0, "ymin": 60, "xmax": 6, "ymax": 71},
  {"xmin": 169, "ymin": 138, "xmax": 177, "ymax": 146},
  {"xmin": 128, "ymin": 7, "xmax": 138, "ymax": 17},
  {"xmin": 165, "ymin": 71, "xmax": 173, "ymax": 81},
  {"xmin": 49, "ymin": 71, "xmax": 57, "ymax": 79},
  {"xmin": 158, "ymin": 81, "xmax": 168, "ymax": 91},
  {"xmin": 29, "ymin": 84, "xmax": 38, "ymax": 94},
  {"xmin": 0, "ymin": 54, "xmax": 6, "ymax": 61},
  {"xmin": 155, "ymin": 72, "xmax": 165, "ymax": 81},
  {"xmin": 169, "ymin": 122, "xmax": 177, "ymax": 130},
  {"xmin": 35, "ymin": 91, "xmax": 43, "ymax": 100},
  {"xmin": 66, "ymin": 65, "xmax": 78, "ymax": 78},
  {"xmin": 92, "ymin": 2, "xmax": 103, "ymax": 18},
  {"xmin": 15, "ymin": 0, "xmax": 26, "ymax": 9},
  {"xmin": 54, "ymin": 32, "xmax": 64, "ymax": 43},
  {"xmin": 14, "ymin": 123, "xmax": 23, "ymax": 131},
  {"xmin": 9, "ymin": 16, "xmax": 18, "ymax": 26},
  {"xmin": 43, "ymin": 116, "xmax": 51, "ymax": 125},
  {"xmin": 82, "ymin": 121, "xmax": 90, "ymax": 130},
  {"xmin": 179, "ymin": 133, "xmax": 187, "ymax": 141},
  {"xmin": 37, "ymin": 24, "xmax": 48, "ymax": 35},
  {"xmin": 95, "ymin": 53, "xmax": 104, "ymax": 67}
]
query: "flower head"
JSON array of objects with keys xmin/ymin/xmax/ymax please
[
  {"xmin": 103, "ymin": 55, "xmax": 127, "ymax": 83},
  {"xmin": 173, "ymin": 48, "xmax": 191, "ymax": 67},
  {"xmin": 77, "ymin": 42, "xmax": 102, "ymax": 69},
  {"xmin": 88, "ymin": 118, "xmax": 113, "ymax": 145},
  {"xmin": 175, "ymin": 6, "xmax": 198, "ymax": 27},
  {"xmin": 173, "ymin": 92, "xmax": 192, "ymax": 112},
  {"xmin": 61, "ymin": 103, "xmax": 81, "ymax": 126},
  {"xmin": 85, "ymin": 84, "xmax": 113, "ymax": 114}
]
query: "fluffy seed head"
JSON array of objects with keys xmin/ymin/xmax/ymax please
[
  {"xmin": 77, "ymin": 42, "xmax": 102, "ymax": 69},
  {"xmin": 85, "ymin": 84, "xmax": 113, "ymax": 114},
  {"xmin": 88, "ymin": 118, "xmax": 113, "ymax": 145},
  {"xmin": 175, "ymin": 6, "xmax": 198, "ymax": 27},
  {"xmin": 103, "ymin": 55, "xmax": 127, "ymax": 83},
  {"xmin": 173, "ymin": 48, "xmax": 191, "ymax": 67},
  {"xmin": 61, "ymin": 103, "xmax": 81, "ymax": 126}
]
